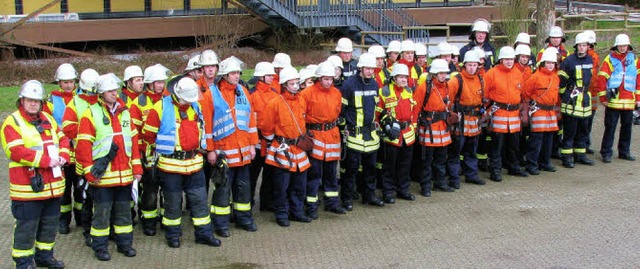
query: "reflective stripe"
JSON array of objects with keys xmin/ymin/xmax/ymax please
[
  {"xmin": 561, "ymin": 148, "xmax": 574, "ymax": 154},
  {"xmin": 162, "ymin": 217, "xmax": 181, "ymax": 226},
  {"xmin": 73, "ymin": 202, "xmax": 83, "ymax": 211},
  {"xmin": 141, "ymin": 209, "xmax": 158, "ymax": 219},
  {"xmin": 212, "ymin": 206, "xmax": 231, "ymax": 215},
  {"xmin": 91, "ymin": 227, "xmax": 110, "ymax": 237},
  {"xmin": 12, "ymin": 247, "xmax": 35, "ymax": 258},
  {"xmin": 211, "ymin": 84, "xmax": 250, "ymax": 140},
  {"xmin": 233, "ymin": 203, "xmax": 251, "ymax": 211},
  {"xmin": 307, "ymin": 196, "xmax": 318, "ymax": 203},
  {"xmin": 60, "ymin": 204, "xmax": 72, "ymax": 213},
  {"xmin": 325, "ymin": 191, "xmax": 339, "ymax": 197},
  {"xmin": 35, "ymin": 241, "xmax": 55, "ymax": 250},
  {"xmin": 113, "ymin": 225, "xmax": 133, "ymax": 234},
  {"xmin": 192, "ymin": 216, "xmax": 211, "ymax": 226}
]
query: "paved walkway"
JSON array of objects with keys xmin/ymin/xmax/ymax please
[{"xmin": 1, "ymin": 114, "xmax": 640, "ymax": 268}]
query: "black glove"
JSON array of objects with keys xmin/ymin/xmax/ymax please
[
  {"xmin": 30, "ymin": 170, "xmax": 44, "ymax": 192},
  {"xmin": 210, "ymin": 153, "xmax": 228, "ymax": 186},
  {"xmin": 384, "ymin": 120, "xmax": 401, "ymax": 140},
  {"xmin": 91, "ymin": 144, "xmax": 119, "ymax": 180}
]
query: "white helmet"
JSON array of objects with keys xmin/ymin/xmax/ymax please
[
  {"xmin": 400, "ymin": 39, "xmax": 416, "ymax": 52},
  {"xmin": 390, "ymin": 63, "xmax": 409, "ymax": 77},
  {"xmin": 173, "ymin": 77, "xmax": 200, "ymax": 103},
  {"xmin": 218, "ymin": 57, "xmax": 243, "ymax": 76},
  {"xmin": 515, "ymin": 32, "xmax": 530, "ymax": 45},
  {"xmin": 472, "ymin": 19, "xmax": 490, "ymax": 32},
  {"xmin": 368, "ymin": 45, "xmax": 386, "ymax": 58},
  {"xmin": 548, "ymin": 26, "xmax": 564, "ymax": 38},
  {"xmin": 254, "ymin": 62, "xmax": 276, "ymax": 77},
  {"xmin": 415, "ymin": 43, "xmax": 427, "ymax": 56},
  {"xmin": 199, "ymin": 50, "xmax": 219, "ymax": 66},
  {"xmin": 574, "ymin": 32, "xmax": 590, "ymax": 46},
  {"xmin": 540, "ymin": 48, "xmax": 558, "ymax": 63},
  {"xmin": 279, "ymin": 66, "xmax": 300, "ymax": 84},
  {"xmin": 472, "ymin": 46, "xmax": 486, "ymax": 58},
  {"xmin": 335, "ymin": 37, "xmax": 354, "ymax": 52},
  {"xmin": 184, "ymin": 55, "xmax": 201, "ymax": 72},
  {"xmin": 429, "ymin": 59, "xmax": 450, "ymax": 74},
  {"xmin": 357, "ymin": 53, "xmax": 377, "ymax": 68},
  {"xmin": 386, "ymin": 40, "xmax": 401, "ymax": 53},
  {"xmin": 95, "ymin": 73, "xmax": 122, "ymax": 94},
  {"xmin": 143, "ymin": 64, "xmax": 169, "ymax": 83},
  {"xmin": 299, "ymin": 65, "xmax": 318, "ymax": 82},
  {"xmin": 316, "ymin": 61, "xmax": 336, "ymax": 77},
  {"xmin": 450, "ymin": 44, "xmax": 460, "ymax": 56},
  {"xmin": 435, "ymin": 42, "xmax": 452, "ymax": 57},
  {"xmin": 79, "ymin": 69, "xmax": 100, "ymax": 92},
  {"xmin": 583, "ymin": 30, "xmax": 597, "ymax": 44},
  {"xmin": 327, "ymin": 55, "xmax": 343, "ymax": 69},
  {"xmin": 272, "ymin": 53, "xmax": 292, "ymax": 68},
  {"xmin": 613, "ymin": 33, "xmax": 631, "ymax": 47},
  {"xmin": 545, "ymin": 47, "xmax": 559, "ymax": 57},
  {"xmin": 55, "ymin": 63, "xmax": 78, "ymax": 81},
  {"xmin": 123, "ymin": 65, "xmax": 143, "ymax": 81},
  {"xmin": 463, "ymin": 50, "xmax": 480, "ymax": 63},
  {"xmin": 498, "ymin": 46, "xmax": 516, "ymax": 60},
  {"xmin": 19, "ymin": 80, "xmax": 45, "ymax": 100},
  {"xmin": 515, "ymin": 45, "xmax": 531, "ymax": 56}
]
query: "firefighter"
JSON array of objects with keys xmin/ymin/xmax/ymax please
[
  {"xmin": 2, "ymin": 80, "xmax": 69, "ymax": 269},
  {"xmin": 484, "ymin": 46, "xmax": 527, "ymax": 181},
  {"xmin": 386, "ymin": 40, "xmax": 402, "ymax": 72},
  {"xmin": 472, "ymin": 47, "xmax": 488, "ymax": 76},
  {"xmin": 300, "ymin": 61, "xmax": 347, "ymax": 217},
  {"xmin": 196, "ymin": 50, "xmax": 220, "ymax": 96},
  {"xmin": 327, "ymin": 55, "xmax": 346, "ymax": 88},
  {"xmin": 119, "ymin": 65, "xmax": 144, "ymax": 106},
  {"xmin": 43, "ymin": 63, "xmax": 79, "ymax": 235},
  {"xmin": 473, "ymin": 46, "xmax": 490, "ymax": 171},
  {"xmin": 263, "ymin": 66, "xmax": 313, "ymax": 226},
  {"xmin": 61, "ymin": 69, "xmax": 101, "ymax": 246},
  {"xmin": 272, "ymin": 53, "xmax": 293, "ymax": 90},
  {"xmin": 299, "ymin": 64, "xmax": 318, "ymax": 90},
  {"xmin": 201, "ymin": 58, "xmax": 259, "ymax": 237},
  {"xmin": 340, "ymin": 53, "xmax": 384, "ymax": 209},
  {"xmin": 414, "ymin": 43, "xmax": 429, "ymax": 75},
  {"xmin": 166, "ymin": 55, "xmax": 203, "ymax": 95},
  {"xmin": 396, "ymin": 39, "xmax": 417, "ymax": 88},
  {"xmin": 515, "ymin": 45, "xmax": 534, "ymax": 82},
  {"xmin": 141, "ymin": 77, "xmax": 221, "ymax": 248},
  {"xmin": 76, "ymin": 74, "xmax": 142, "ymax": 261},
  {"xmin": 523, "ymin": 49, "xmax": 560, "ymax": 174},
  {"xmin": 558, "ymin": 33, "xmax": 596, "ymax": 168},
  {"xmin": 249, "ymin": 62, "xmax": 279, "ymax": 212},
  {"xmin": 447, "ymin": 50, "xmax": 486, "ymax": 186},
  {"xmin": 130, "ymin": 64, "xmax": 169, "ymax": 237},
  {"xmin": 459, "ymin": 19, "xmax": 496, "ymax": 71},
  {"xmin": 414, "ymin": 59, "xmax": 454, "ymax": 196},
  {"xmin": 583, "ymin": 30, "xmax": 600, "ymax": 154},
  {"xmin": 368, "ymin": 45, "xmax": 391, "ymax": 88},
  {"xmin": 335, "ymin": 37, "xmax": 359, "ymax": 79},
  {"xmin": 451, "ymin": 44, "xmax": 461, "ymax": 71},
  {"xmin": 514, "ymin": 32, "xmax": 537, "ymax": 67},
  {"xmin": 377, "ymin": 63, "xmax": 417, "ymax": 203},
  {"xmin": 537, "ymin": 26, "xmax": 568, "ymax": 63},
  {"xmin": 597, "ymin": 33, "xmax": 640, "ymax": 163}
]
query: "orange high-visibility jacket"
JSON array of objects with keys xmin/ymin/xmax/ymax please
[
  {"xmin": 523, "ymin": 67, "xmax": 560, "ymax": 132},
  {"xmin": 596, "ymin": 51, "xmax": 640, "ymax": 110},
  {"xmin": 376, "ymin": 82, "xmax": 417, "ymax": 147},
  {"xmin": 448, "ymin": 69, "xmax": 484, "ymax": 137},
  {"xmin": 200, "ymin": 79, "xmax": 258, "ymax": 168},
  {"xmin": 250, "ymin": 81, "xmax": 281, "ymax": 157},
  {"xmin": 484, "ymin": 64, "xmax": 524, "ymax": 133},
  {"xmin": 300, "ymin": 81, "xmax": 342, "ymax": 161},
  {"xmin": 263, "ymin": 91, "xmax": 311, "ymax": 172},
  {"xmin": 413, "ymin": 79, "xmax": 452, "ymax": 147},
  {"xmin": 587, "ymin": 48, "xmax": 601, "ymax": 110},
  {"xmin": 142, "ymin": 96, "xmax": 205, "ymax": 174},
  {"xmin": 1, "ymin": 108, "xmax": 71, "ymax": 201},
  {"xmin": 76, "ymin": 99, "xmax": 143, "ymax": 186},
  {"xmin": 514, "ymin": 63, "xmax": 533, "ymax": 82}
]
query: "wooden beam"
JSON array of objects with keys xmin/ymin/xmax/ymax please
[
  {"xmin": 0, "ymin": 0, "xmax": 63, "ymax": 37},
  {"xmin": 0, "ymin": 38, "xmax": 98, "ymax": 58}
]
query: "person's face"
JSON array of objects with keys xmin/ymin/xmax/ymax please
[
  {"xmin": 361, "ymin": 67, "xmax": 375, "ymax": 79},
  {"xmin": 302, "ymin": 78, "xmax": 314, "ymax": 89},
  {"xmin": 395, "ymin": 75, "xmax": 408, "ymax": 87},
  {"xmin": 202, "ymin": 65, "xmax": 218, "ymax": 80},
  {"xmin": 518, "ymin": 54, "xmax": 530, "ymax": 65},
  {"xmin": 545, "ymin": 61, "xmax": 556, "ymax": 71},
  {"xmin": 334, "ymin": 67, "xmax": 342, "ymax": 79},
  {"xmin": 319, "ymin": 76, "xmax": 333, "ymax": 89},
  {"xmin": 388, "ymin": 52, "xmax": 399, "ymax": 63},
  {"xmin": 502, "ymin": 58, "xmax": 515, "ymax": 69},
  {"xmin": 436, "ymin": 72, "xmax": 447, "ymax": 82},
  {"xmin": 101, "ymin": 89, "xmax": 118, "ymax": 105},
  {"xmin": 189, "ymin": 68, "xmax": 203, "ymax": 81},
  {"xmin": 440, "ymin": 54, "xmax": 452, "ymax": 63},
  {"xmin": 475, "ymin": 31, "xmax": 487, "ymax": 43},
  {"xmin": 376, "ymin": 57, "xmax": 385, "ymax": 69},
  {"xmin": 58, "ymin": 80, "xmax": 75, "ymax": 92},
  {"xmin": 21, "ymin": 98, "xmax": 41, "ymax": 115},
  {"xmin": 262, "ymin": 74, "xmax": 274, "ymax": 85},
  {"xmin": 127, "ymin": 77, "xmax": 144, "ymax": 93},
  {"xmin": 416, "ymin": 55, "xmax": 427, "ymax": 66},
  {"xmin": 402, "ymin": 51, "xmax": 414, "ymax": 62},
  {"xmin": 549, "ymin": 37, "xmax": 562, "ymax": 47},
  {"xmin": 151, "ymin": 81, "xmax": 165, "ymax": 94},
  {"xmin": 618, "ymin": 45, "xmax": 629, "ymax": 54},
  {"xmin": 225, "ymin": 71, "xmax": 241, "ymax": 85},
  {"xmin": 452, "ymin": 55, "xmax": 459, "ymax": 65},
  {"xmin": 465, "ymin": 62, "xmax": 479, "ymax": 75},
  {"xmin": 576, "ymin": 43, "xmax": 588, "ymax": 54},
  {"xmin": 338, "ymin": 52, "xmax": 352, "ymax": 62},
  {"xmin": 284, "ymin": 79, "xmax": 300, "ymax": 94}
]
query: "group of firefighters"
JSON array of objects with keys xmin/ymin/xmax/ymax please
[{"xmin": 3, "ymin": 18, "xmax": 640, "ymax": 268}]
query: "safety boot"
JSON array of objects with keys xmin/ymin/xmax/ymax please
[
  {"xmin": 562, "ymin": 154, "xmax": 575, "ymax": 168},
  {"xmin": 575, "ymin": 154, "xmax": 595, "ymax": 166}
]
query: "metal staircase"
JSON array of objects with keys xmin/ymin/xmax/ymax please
[{"xmin": 237, "ymin": 0, "xmax": 428, "ymax": 45}]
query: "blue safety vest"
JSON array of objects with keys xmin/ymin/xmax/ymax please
[
  {"xmin": 50, "ymin": 95, "xmax": 66, "ymax": 125},
  {"xmin": 607, "ymin": 52, "xmax": 637, "ymax": 93},
  {"xmin": 156, "ymin": 95, "xmax": 206, "ymax": 154},
  {"xmin": 210, "ymin": 84, "xmax": 250, "ymax": 141}
]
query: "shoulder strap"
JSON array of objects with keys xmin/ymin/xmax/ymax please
[
  {"xmin": 421, "ymin": 79, "xmax": 433, "ymax": 111},
  {"xmin": 454, "ymin": 74, "xmax": 463, "ymax": 103},
  {"xmin": 381, "ymin": 85, "xmax": 391, "ymax": 97},
  {"xmin": 414, "ymin": 64, "xmax": 423, "ymax": 78},
  {"xmin": 119, "ymin": 91, "xmax": 128, "ymax": 103},
  {"xmin": 278, "ymin": 94, "xmax": 304, "ymax": 136},
  {"xmin": 138, "ymin": 93, "xmax": 147, "ymax": 107}
]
